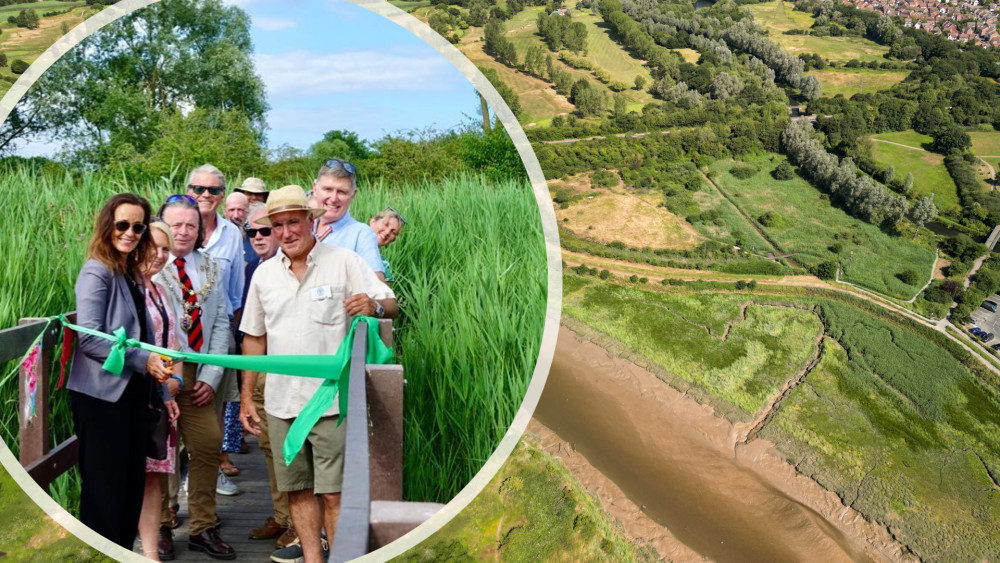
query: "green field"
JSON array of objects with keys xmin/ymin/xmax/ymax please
[
  {"xmin": 0, "ymin": 465, "xmax": 112, "ymax": 561},
  {"xmin": 0, "ymin": 5, "xmax": 96, "ymax": 97},
  {"xmin": 563, "ymin": 275, "xmax": 1000, "ymax": 561},
  {"xmin": 0, "ymin": 167, "xmax": 546, "ymax": 506},
  {"xmin": 691, "ymin": 176, "xmax": 773, "ymax": 252},
  {"xmin": 504, "ymin": 7, "xmax": 653, "ymax": 116},
  {"xmin": 672, "ymin": 48, "xmax": 700, "ymax": 63},
  {"xmin": 870, "ymin": 130, "xmax": 960, "ymax": 211},
  {"xmin": 563, "ymin": 276, "xmax": 823, "ymax": 421},
  {"xmin": 969, "ymin": 130, "xmax": 1000, "ymax": 156},
  {"xmin": 709, "ymin": 156, "xmax": 937, "ymax": 299},
  {"xmin": 394, "ymin": 437, "xmax": 658, "ymax": 562},
  {"xmin": 748, "ymin": 2, "xmax": 890, "ymax": 62},
  {"xmin": 808, "ymin": 68, "xmax": 909, "ymax": 97}
]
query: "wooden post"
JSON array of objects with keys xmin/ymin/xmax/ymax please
[
  {"xmin": 18, "ymin": 318, "xmax": 52, "ymax": 467},
  {"xmin": 367, "ymin": 365, "xmax": 404, "ymax": 501}
]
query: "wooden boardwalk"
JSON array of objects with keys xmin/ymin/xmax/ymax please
[{"xmin": 134, "ymin": 436, "xmax": 287, "ymax": 562}]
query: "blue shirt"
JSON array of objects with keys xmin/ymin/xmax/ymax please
[
  {"xmin": 202, "ymin": 215, "xmax": 245, "ymax": 317},
  {"xmin": 316, "ymin": 211, "xmax": 384, "ymax": 275}
]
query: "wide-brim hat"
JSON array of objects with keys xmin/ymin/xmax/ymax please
[
  {"xmin": 254, "ymin": 185, "xmax": 325, "ymax": 226},
  {"xmin": 238, "ymin": 177, "xmax": 267, "ymax": 194}
]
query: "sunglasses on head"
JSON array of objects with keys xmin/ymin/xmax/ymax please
[
  {"xmin": 324, "ymin": 158, "xmax": 356, "ymax": 176},
  {"xmin": 383, "ymin": 205, "xmax": 408, "ymax": 225},
  {"xmin": 166, "ymin": 194, "xmax": 198, "ymax": 206},
  {"xmin": 114, "ymin": 221, "xmax": 147, "ymax": 235},
  {"xmin": 187, "ymin": 185, "xmax": 225, "ymax": 196},
  {"xmin": 245, "ymin": 226, "xmax": 272, "ymax": 238}
]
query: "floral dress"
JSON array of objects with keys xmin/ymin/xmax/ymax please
[{"xmin": 145, "ymin": 280, "xmax": 180, "ymax": 474}]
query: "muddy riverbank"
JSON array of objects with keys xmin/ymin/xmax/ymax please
[{"xmin": 532, "ymin": 325, "xmax": 913, "ymax": 562}]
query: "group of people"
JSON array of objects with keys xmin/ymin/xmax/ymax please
[{"xmin": 68, "ymin": 159, "xmax": 406, "ymax": 563}]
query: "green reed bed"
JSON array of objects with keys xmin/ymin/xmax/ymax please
[{"xmin": 0, "ymin": 167, "xmax": 547, "ymax": 508}]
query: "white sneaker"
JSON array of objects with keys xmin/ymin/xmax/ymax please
[{"xmin": 215, "ymin": 470, "xmax": 239, "ymax": 496}]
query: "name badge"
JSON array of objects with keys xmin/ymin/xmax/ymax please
[{"xmin": 310, "ymin": 285, "xmax": 333, "ymax": 301}]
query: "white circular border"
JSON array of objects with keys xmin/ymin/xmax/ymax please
[{"xmin": 0, "ymin": 1, "xmax": 562, "ymax": 561}]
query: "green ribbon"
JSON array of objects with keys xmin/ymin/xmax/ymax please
[
  {"xmin": 283, "ymin": 316, "xmax": 393, "ymax": 466},
  {"xmin": 58, "ymin": 314, "xmax": 393, "ymax": 465}
]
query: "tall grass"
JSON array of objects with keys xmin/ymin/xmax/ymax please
[{"xmin": 0, "ymin": 166, "xmax": 546, "ymax": 507}]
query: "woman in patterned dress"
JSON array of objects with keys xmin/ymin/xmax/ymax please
[{"xmin": 137, "ymin": 221, "xmax": 184, "ymax": 561}]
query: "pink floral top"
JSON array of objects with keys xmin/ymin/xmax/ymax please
[{"xmin": 146, "ymin": 280, "xmax": 180, "ymax": 474}]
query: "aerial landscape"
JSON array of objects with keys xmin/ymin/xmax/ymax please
[{"xmin": 392, "ymin": 0, "xmax": 1000, "ymax": 559}]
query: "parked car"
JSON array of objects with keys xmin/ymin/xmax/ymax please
[
  {"xmin": 990, "ymin": 343, "xmax": 1000, "ymax": 350},
  {"xmin": 983, "ymin": 300, "xmax": 998, "ymax": 312},
  {"xmin": 971, "ymin": 327, "xmax": 984, "ymax": 335},
  {"xmin": 982, "ymin": 333, "xmax": 995, "ymax": 343}
]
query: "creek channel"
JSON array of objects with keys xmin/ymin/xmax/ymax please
[{"xmin": 532, "ymin": 325, "xmax": 910, "ymax": 563}]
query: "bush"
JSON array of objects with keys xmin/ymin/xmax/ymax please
[
  {"xmin": 757, "ymin": 211, "xmax": 788, "ymax": 228},
  {"xmin": 639, "ymin": 277, "xmax": 648, "ymax": 284},
  {"xmin": 591, "ymin": 169, "xmax": 617, "ymax": 188},
  {"xmin": 10, "ymin": 59, "xmax": 28, "ymax": 74},
  {"xmin": 772, "ymin": 161, "xmax": 794, "ymax": 180},
  {"xmin": 628, "ymin": 274, "xmax": 638, "ymax": 283},
  {"xmin": 599, "ymin": 269, "xmax": 611, "ymax": 279},
  {"xmin": 729, "ymin": 165, "xmax": 756, "ymax": 179},
  {"xmin": 922, "ymin": 286, "xmax": 952, "ymax": 304},
  {"xmin": 898, "ymin": 269, "xmax": 921, "ymax": 286},
  {"xmin": 748, "ymin": 280, "xmax": 758, "ymax": 290},
  {"xmin": 812, "ymin": 261, "xmax": 838, "ymax": 280},
  {"xmin": 735, "ymin": 280, "xmax": 747, "ymax": 290}
]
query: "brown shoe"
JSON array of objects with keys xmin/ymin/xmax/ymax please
[
  {"xmin": 276, "ymin": 525, "xmax": 297, "ymax": 548},
  {"xmin": 249, "ymin": 516, "xmax": 287, "ymax": 540},
  {"xmin": 169, "ymin": 506, "xmax": 181, "ymax": 529},
  {"xmin": 158, "ymin": 525, "xmax": 175, "ymax": 561},
  {"xmin": 189, "ymin": 528, "xmax": 236, "ymax": 560}
]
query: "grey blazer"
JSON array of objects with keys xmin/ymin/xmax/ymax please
[
  {"xmin": 153, "ymin": 250, "xmax": 230, "ymax": 391},
  {"xmin": 67, "ymin": 259, "xmax": 152, "ymax": 402}
]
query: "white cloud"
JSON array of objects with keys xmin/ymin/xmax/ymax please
[
  {"xmin": 255, "ymin": 51, "xmax": 458, "ymax": 97},
  {"xmin": 255, "ymin": 17, "xmax": 297, "ymax": 31}
]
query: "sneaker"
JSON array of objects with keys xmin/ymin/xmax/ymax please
[
  {"xmin": 269, "ymin": 537, "xmax": 327, "ymax": 563},
  {"xmin": 215, "ymin": 470, "xmax": 239, "ymax": 496}
]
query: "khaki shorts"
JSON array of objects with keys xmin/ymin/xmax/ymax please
[{"xmin": 267, "ymin": 414, "xmax": 346, "ymax": 494}]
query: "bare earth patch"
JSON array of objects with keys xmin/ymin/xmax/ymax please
[
  {"xmin": 553, "ymin": 181, "xmax": 701, "ymax": 250},
  {"xmin": 27, "ymin": 515, "xmax": 69, "ymax": 549}
]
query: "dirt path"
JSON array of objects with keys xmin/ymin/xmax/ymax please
[{"xmin": 871, "ymin": 139, "xmax": 925, "ymax": 151}]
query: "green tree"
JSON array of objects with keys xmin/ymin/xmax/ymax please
[
  {"xmin": 0, "ymin": 0, "xmax": 267, "ymax": 163},
  {"xmin": 931, "ymin": 123, "xmax": 971, "ymax": 155},
  {"xmin": 120, "ymin": 108, "xmax": 266, "ymax": 179},
  {"xmin": 308, "ymin": 130, "xmax": 372, "ymax": 164},
  {"xmin": 15, "ymin": 9, "xmax": 39, "ymax": 30},
  {"xmin": 903, "ymin": 171, "xmax": 914, "ymax": 193},
  {"xmin": 0, "ymin": 54, "xmax": 8, "ymax": 68},
  {"xmin": 883, "ymin": 165, "xmax": 895, "ymax": 184},
  {"xmin": 634, "ymin": 75, "xmax": 647, "ymax": 90},
  {"xmin": 910, "ymin": 195, "xmax": 937, "ymax": 238},
  {"xmin": 10, "ymin": 59, "xmax": 27, "ymax": 74}
]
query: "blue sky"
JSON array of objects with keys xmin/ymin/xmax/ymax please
[{"xmin": 228, "ymin": 0, "xmax": 479, "ymax": 152}]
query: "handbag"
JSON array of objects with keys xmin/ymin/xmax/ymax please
[{"xmin": 147, "ymin": 382, "xmax": 169, "ymax": 461}]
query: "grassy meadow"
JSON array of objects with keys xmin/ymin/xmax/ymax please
[
  {"xmin": 0, "ymin": 464, "xmax": 112, "ymax": 562},
  {"xmin": 869, "ymin": 130, "xmax": 959, "ymax": 211},
  {"xmin": 563, "ymin": 273, "xmax": 1000, "ymax": 560},
  {"xmin": 393, "ymin": 436, "xmax": 658, "ymax": 562},
  {"xmin": 709, "ymin": 156, "xmax": 937, "ymax": 299},
  {"xmin": 748, "ymin": 2, "xmax": 890, "ymax": 62},
  {"xmin": 563, "ymin": 275, "xmax": 823, "ymax": 422},
  {"xmin": 0, "ymin": 4, "xmax": 96, "ymax": 97},
  {"xmin": 0, "ymin": 167, "xmax": 547, "ymax": 506},
  {"xmin": 807, "ymin": 67, "xmax": 909, "ymax": 98}
]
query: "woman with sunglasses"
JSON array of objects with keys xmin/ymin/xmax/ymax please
[{"xmin": 68, "ymin": 193, "xmax": 173, "ymax": 549}]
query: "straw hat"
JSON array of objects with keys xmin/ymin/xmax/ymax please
[
  {"xmin": 238, "ymin": 177, "xmax": 267, "ymax": 194},
  {"xmin": 253, "ymin": 185, "xmax": 325, "ymax": 226}
]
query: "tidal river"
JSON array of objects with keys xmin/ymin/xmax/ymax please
[{"xmin": 531, "ymin": 326, "xmax": 910, "ymax": 563}]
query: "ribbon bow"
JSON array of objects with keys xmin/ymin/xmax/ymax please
[{"xmin": 102, "ymin": 326, "xmax": 140, "ymax": 376}]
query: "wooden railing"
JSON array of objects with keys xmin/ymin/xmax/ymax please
[{"xmin": 0, "ymin": 314, "xmax": 442, "ymax": 560}]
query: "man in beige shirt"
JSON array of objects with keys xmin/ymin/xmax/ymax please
[{"xmin": 238, "ymin": 185, "xmax": 396, "ymax": 563}]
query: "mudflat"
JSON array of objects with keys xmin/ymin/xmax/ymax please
[{"xmin": 532, "ymin": 325, "xmax": 914, "ymax": 563}]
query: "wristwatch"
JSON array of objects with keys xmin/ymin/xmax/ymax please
[{"xmin": 374, "ymin": 301, "xmax": 385, "ymax": 318}]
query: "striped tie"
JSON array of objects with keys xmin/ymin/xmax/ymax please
[{"xmin": 174, "ymin": 256, "xmax": 203, "ymax": 352}]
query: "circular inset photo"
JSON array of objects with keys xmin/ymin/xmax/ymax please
[{"xmin": 0, "ymin": 0, "xmax": 559, "ymax": 560}]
